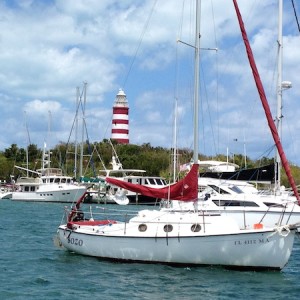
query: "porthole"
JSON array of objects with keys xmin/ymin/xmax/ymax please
[
  {"xmin": 191, "ymin": 223, "xmax": 201, "ymax": 232},
  {"xmin": 164, "ymin": 224, "xmax": 173, "ymax": 232},
  {"xmin": 138, "ymin": 224, "xmax": 147, "ymax": 232}
]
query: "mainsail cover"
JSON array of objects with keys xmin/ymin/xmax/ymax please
[
  {"xmin": 106, "ymin": 164, "xmax": 199, "ymax": 201},
  {"xmin": 233, "ymin": 0, "xmax": 300, "ymax": 203}
]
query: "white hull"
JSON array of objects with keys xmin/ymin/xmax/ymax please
[
  {"xmin": 0, "ymin": 192, "xmax": 12, "ymax": 199},
  {"xmin": 11, "ymin": 185, "xmax": 86, "ymax": 202},
  {"xmin": 57, "ymin": 211, "xmax": 296, "ymax": 270}
]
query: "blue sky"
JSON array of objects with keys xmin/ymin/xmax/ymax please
[{"xmin": 0, "ymin": 0, "xmax": 300, "ymax": 166}]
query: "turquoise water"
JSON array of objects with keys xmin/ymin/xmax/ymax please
[{"xmin": 1, "ymin": 200, "xmax": 300, "ymax": 300}]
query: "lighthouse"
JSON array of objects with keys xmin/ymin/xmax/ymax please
[{"xmin": 111, "ymin": 89, "xmax": 129, "ymax": 144}]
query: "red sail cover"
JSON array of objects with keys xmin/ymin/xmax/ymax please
[
  {"xmin": 106, "ymin": 164, "xmax": 199, "ymax": 202},
  {"xmin": 233, "ymin": 0, "xmax": 300, "ymax": 203}
]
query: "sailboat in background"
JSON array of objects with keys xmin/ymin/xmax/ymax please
[{"xmin": 56, "ymin": 0, "xmax": 299, "ymax": 270}]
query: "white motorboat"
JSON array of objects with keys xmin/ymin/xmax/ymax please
[
  {"xmin": 11, "ymin": 146, "xmax": 86, "ymax": 203},
  {"xmin": 11, "ymin": 170, "xmax": 86, "ymax": 203},
  {"xmin": 171, "ymin": 177, "xmax": 300, "ymax": 230},
  {"xmin": 98, "ymin": 156, "xmax": 167, "ymax": 205}
]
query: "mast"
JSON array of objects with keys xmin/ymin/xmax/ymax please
[
  {"xmin": 79, "ymin": 82, "xmax": 87, "ymax": 178},
  {"xmin": 275, "ymin": 0, "xmax": 292, "ymax": 192},
  {"xmin": 42, "ymin": 111, "xmax": 52, "ymax": 170},
  {"xmin": 24, "ymin": 111, "xmax": 31, "ymax": 177},
  {"xmin": 74, "ymin": 86, "xmax": 80, "ymax": 179},
  {"xmin": 172, "ymin": 97, "xmax": 178, "ymax": 183},
  {"xmin": 193, "ymin": 0, "xmax": 200, "ymax": 164},
  {"xmin": 275, "ymin": 0, "xmax": 283, "ymax": 192}
]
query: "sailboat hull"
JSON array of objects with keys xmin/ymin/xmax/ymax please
[{"xmin": 57, "ymin": 217, "xmax": 295, "ymax": 270}]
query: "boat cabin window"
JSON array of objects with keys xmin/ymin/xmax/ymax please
[
  {"xmin": 263, "ymin": 202, "xmax": 285, "ymax": 208},
  {"xmin": 228, "ymin": 185, "xmax": 244, "ymax": 194},
  {"xmin": 148, "ymin": 178, "xmax": 156, "ymax": 185},
  {"xmin": 209, "ymin": 185, "xmax": 230, "ymax": 194},
  {"xmin": 212, "ymin": 200, "xmax": 259, "ymax": 207},
  {"xmin": 191, "ymin": 224, "xmax": 201, "ymax": 232},
  {"xmin": 24, "ymin": 186, "xmax": 36, "ymax": 192},
  {"xmin": 61, "ymin": 178, "xmax": 66, "ymax": 183},
  {"xmin": 164, "ymin": 224, "xmax": 173, "ymax": 232},
  {"xmin": 55, "ymin": 178, "xmax": 60, "ymax": 183},
  {"xmin": 50, "ymin": 178, "xmax": 54, "ymax": 183},
  {"xmin": 128, "ymin": 178, "xmax": 142, "ymax": 184},
  {"xmin": 138, "ymin": 224, "xmax": 147, "ymax": 232},
  {"xmin": 149, "ymin": 178, "xmax": 159, "ymax": 185}
]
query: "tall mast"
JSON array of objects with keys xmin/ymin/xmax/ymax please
[
  {"xmin": 193, "ymin": 0, "xmax": 201, "ymax": 164},
  {"xmin": 24, "ymin": 111, "xmax": 31, "ymax": 177},
  {"xmin": 74, "ymin": 86, "xmax": 80, "ymax": 179},
  {"xmin": 44, "ymin": 111, "xmax": 52, "ymax": 169},
  {"xmin": 79, "ymin": 82, "xmax": 87, "ymax": 178},
  {"xmin": 172, "ymin": 97, "xmax": 178, "ymax": 182},
  {"xmin": 275, "ymin": 0, "xmax": 283, "ymax": 192}
]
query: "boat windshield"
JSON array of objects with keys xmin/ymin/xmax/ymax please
[
  {"xmin": 228, "ymin": 185, "xmax": 244, "ymax": 194},
  {"xmin": 209, "ymin": 185, "xmax": 230, "ymax": 194}
]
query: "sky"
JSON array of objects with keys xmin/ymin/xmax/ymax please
[{"xmin": 0, "ymin": 0, "xmax": 300, "ymax": 167}]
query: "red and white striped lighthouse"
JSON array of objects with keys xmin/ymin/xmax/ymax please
[{"xmin": 111, "ymin": 89, "xmax": 129, "ymax": 144}]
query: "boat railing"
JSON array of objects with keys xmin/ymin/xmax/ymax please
[{"xmin": 63, "ymin": 205, "xmax": 146, "ymax": 224}]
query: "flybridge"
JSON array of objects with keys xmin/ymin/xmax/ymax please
[{"xmin": 37, "ymin": 168, "xmax": 63, "ymax": 177}]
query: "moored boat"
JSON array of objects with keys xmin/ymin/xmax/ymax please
[
  {"xmin": 57, "ymin": 200, "xmax": 298, "ymax": 270},
  {"xmin": 11, "ymin": 145, "xmax": 86, "ymax": 203}
]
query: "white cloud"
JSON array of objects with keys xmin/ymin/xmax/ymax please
[{"xmin": 0, "ymin": 0, "xmax": 299, "ymax": 168}]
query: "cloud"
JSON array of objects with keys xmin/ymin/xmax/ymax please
[{"xmin": 0, "ymin": 0, "xmax": 299, "ymax": 168}]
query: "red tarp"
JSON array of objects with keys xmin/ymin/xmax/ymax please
[{"xmin": 106, "ymin": 164, "xmax": 199, "ymax": 202}]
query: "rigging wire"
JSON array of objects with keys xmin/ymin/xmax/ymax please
[
  {"xmin": 291, "ymin": 0, "xmax": 300, "ymax": 34},
  {"xmin": 122, "ymin": 0, "xmax": 158, "ymax": 88}
]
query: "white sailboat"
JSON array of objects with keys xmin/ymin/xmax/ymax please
[{"xmin": 56, "ymin": 0, "xmax": 299, "ymax": 270}]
